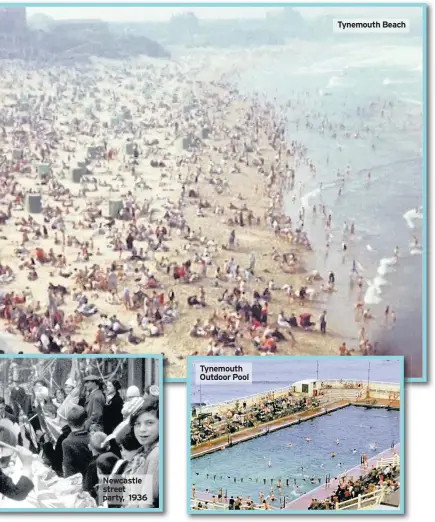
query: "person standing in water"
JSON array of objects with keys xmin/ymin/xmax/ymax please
[{"xmin": 385, "ymin": 305, "xmax": 390, "ymax": 322}]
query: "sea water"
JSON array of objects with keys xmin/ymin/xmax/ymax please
[
  {"xmin": 190, "ymin": 405, "xmax": 400, "ymax": 499},
  {"xmin": 236, "ymin": 38, "xmax": 423, "ymax": 378},
  {"xmin": 191, "ymin": 358, "xmax": 401, "ymax": 406}
]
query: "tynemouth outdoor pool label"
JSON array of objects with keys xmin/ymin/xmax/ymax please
[{"xmin": 195, "ymin": 363, "xmax": 253, "ymax": 384}]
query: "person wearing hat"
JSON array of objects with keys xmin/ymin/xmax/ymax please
[
  {"xmin": 103, "ymin": 380, "xmax": 124, "ymax": 436},
  {"xmin": 83, "ymin": 375, "xmax": 105, "ymax": 431}
]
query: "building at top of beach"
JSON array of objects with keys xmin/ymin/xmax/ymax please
[{"xmin": 0, "ymin": 7, "xmax": 27, "ymax": 33}]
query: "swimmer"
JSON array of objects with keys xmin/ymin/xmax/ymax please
[
  {"xmin": 330, "ymin": 452, "xmax": 336, "ymax": 458},
  {"xmin": 393, "ymin": 246, "xmax": 399, "ymax": 258},
  {"xmin": 268, "ymin": 460, "xmax": 272, "ymax": 468},
  {"xmin": 335, "ymin": 439, "xmax": 340, "ymax": 445},
  {"xmin": 287, "ymin": 443, "xmax": 293, "ymax": 447},
  {"xmin": 305, "ymin": 437, "xmax": 311, "ymax": 442},
  {"xmin": 370, "ymin": 443, "xmax": 377, "ymax": 451},
  {"xmin": 352, "ymin": 449, "xmax": 357, "ymax": 454}
]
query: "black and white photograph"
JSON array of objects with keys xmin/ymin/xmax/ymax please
[{"xmin": 0, "ymin": 355, "xmax": 162, "ymax": 512}]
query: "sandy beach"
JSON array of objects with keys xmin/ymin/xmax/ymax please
[{"xmin": 0, "ymin": 49, "xmax": 362, "ymax": 379}]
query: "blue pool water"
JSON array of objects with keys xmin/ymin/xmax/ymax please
[{"xmin": 190, "ymin": 406, "xmax": 400, "ymax": 500}]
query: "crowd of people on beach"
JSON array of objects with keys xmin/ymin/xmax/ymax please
[
  {"xmin": 0, "ymin": 55, "xmax": 373, "ymax": 378},
  {"xmin": 0, "ymin": 367, "xmax": 159, "ymax": 508}
]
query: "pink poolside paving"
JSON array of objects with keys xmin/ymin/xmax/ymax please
[{"xmin": 285, "ymin": 444, "xmax": 400, "ymax": 510}]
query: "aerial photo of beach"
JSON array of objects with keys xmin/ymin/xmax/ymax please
[
  {"xmin": 0, "ymin": 5, "xmax": 425, "ymax": 379},
  {"xmin": 188, "ymin": 356, "xmax": 403, "ymax": 512}
]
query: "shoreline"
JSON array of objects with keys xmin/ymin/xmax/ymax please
[{"xmin": 230, "ymin": 46, "xmax": 423, "ymax": 376}]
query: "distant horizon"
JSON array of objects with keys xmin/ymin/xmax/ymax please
[
  {"xmin": 24, "ymin": 4, "xmax": 423, "ymax": 23},
  {"xmin": 190, "ymin": 358, "xmax": 402, "ymax": 406}
]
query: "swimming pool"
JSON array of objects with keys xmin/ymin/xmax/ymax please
[{"xmin": 190, "ymin": 406, "xmax": 400, "ymax": 501}]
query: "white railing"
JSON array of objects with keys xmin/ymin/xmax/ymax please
[
  {"xmin": 376, "ymin": 455, "xmax": 400, "ymax": 469},
  {"xmin": 335, "ymin": 487, "xmax": 386, "ymax": 510},
  {"xmin": 192, "ymin": 383, "xmax": 400, "ymax": 420}
]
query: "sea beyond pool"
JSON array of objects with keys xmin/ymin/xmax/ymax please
[
  {"xmin": 190, "ymin": 358, "xmax": 401, "ymax": 406},
  {"xmin": 235, "ymin": 36, "xmax": 424, "ymax": 378}
]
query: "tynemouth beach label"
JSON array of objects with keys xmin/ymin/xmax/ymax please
[
  {"xmin": 333, "ymin": 18, "xmax": 411, "ymax": 33},
  {"xmin": 0, "ymin": 355, "xmax": 163, "ymax": 512},
  {"xmin": 188, "ymin": 356, "xmax": 403, "ymax": 513},
  {"xmin": 0, "ymin": 3, "xmax": 426, "ymax": 382}
]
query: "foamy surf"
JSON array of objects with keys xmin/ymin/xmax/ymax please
[
  {"xmin": 373, "ymin": 275, "xmax": 388, "ymax": 287},
  {"xmin": 326, "ymin": 75, "xmax": 344, "ymax": 88},
  {"xmin": 382, "ymin": 77, "xmax": 407, "ymax": 85},
  {"xmin": 301, "ymin": 188, "xmax": 320, "ymax": 209},
  {"xmin": 403, "ymin": 208, "xmax": 423, "ymax": 229},
  {"xmin": 364, "ymin": 284, "xmax": 383, "ymax": 305},
  {"xmin": 410, "ymin": 248, "xmax": 422, "ymax": 255},
  {"xmin": 377, "ymin": 257, "xmax": 397, "ymax": 276}
]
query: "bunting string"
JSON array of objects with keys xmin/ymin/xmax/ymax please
[{"xmin": 191, "ymin": 470, "xmax": 344, "ymax": 488}]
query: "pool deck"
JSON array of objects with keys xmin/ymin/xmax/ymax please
[
  {"xmin": 285, "ymin": 444, "xmax": 401, "ymax": 511},
  {"xmin": 191, "ymin": 491, "xmax": 281, "ymax": 511},
  {"xmin": 191, "ymin": 399, "xmax": 399, "ymax": 459}
]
